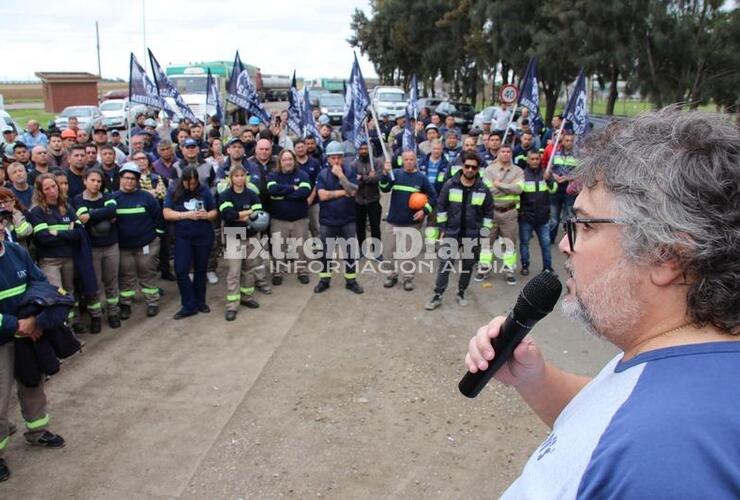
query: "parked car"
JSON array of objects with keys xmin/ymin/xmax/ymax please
[
  {"xmin": 318, "ymin": 93, "xmax": 345, "ymax": 125},
  {"xmin": 434, "ymin": 101, "xmax": 476, "ymax": 133},
  {"xmin": 99, "ymin": 99, "xmax": 133, "ymax": 129},
  {"xmin": 54, "ymin": 105, "xmax": 103, "ymax": 131},
  {"xmin": 306, "ymin": 87, "xmax": 328, "ymax": 107},
  {"xmin": 472, "ymin": 106, "xmax": 498, "ymax": 130},
  {"xmin": 417, "ymin": 97, "xmax": 443, "ymax": 115},
  {"xmin": 370, "ymin": 86, "xmax": 406, "ymax": 119}
]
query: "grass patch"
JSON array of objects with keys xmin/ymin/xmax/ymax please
[{"xmin": 7, "ymin": 108, "xmax": 57, "ymax": 128}]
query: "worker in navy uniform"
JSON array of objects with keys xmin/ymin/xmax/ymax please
[
  {"xmin": 163, "ymin": 166, "xmax": 218, "ymax": 320},
  {"xmin": 114, "ymin": 163, "xmax": 165, "ymax": 319},
  {"xmin": 219, "ymin": 165, "xmax": 264, "ymax": 320},
  {"xmin": 72, "ymin": 168, "xmax": 121, "ymax": 331},
  {"xmin": 0, "ymin": 211, "xmax": 65, "ymax": 483},
  {"xmin": 314, "ymin": 142, "xmax": 364, "ymax": 294},
  {"xmin": 425, "ymin": 152, "xmax": 494, "ymax": 310}
]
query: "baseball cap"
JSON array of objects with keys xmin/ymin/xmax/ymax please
[
  {"xmin": 110, "ymin": 129, "xmax": 120, "ymax": 136},
  {"xmin": 1, "ymin": 126, "xmax": 12, "ymax": 134},
  {"xmin": 318, "ymin": 114, "xmax": 331, "ymax": 126},
  {"xmin": 226, "ymin": 137, "xmax": 244, "ymax": 148},
  {"xmin": 425, "ymin": 123, "xmax": 439, "ymax": 131},
  {"xmin": 61, "ymin": 129, "xmax": 77, "ymax": 139},
  {"xmin": 93, "ymin": 125, "xmax": 107, "ymax": 133},
  {"xmin": 3, "ymin": 143, "xmax": 15, "ymax": 160},
  {"xmin": 144, "ymin": 118, "xmax": 157, "ymax": 128},
  {"xmin": 183, "ymin": 138, "xmax": 198, "ymax": 148},
  {"xmin": 248, "ymin": 116, "xmax": 261, "ymax": 126}
]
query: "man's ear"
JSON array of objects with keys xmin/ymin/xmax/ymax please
[{"xmin": 650, "ymin": 259, "xmax": 686, "ymax": 287}]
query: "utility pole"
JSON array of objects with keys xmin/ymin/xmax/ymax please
[
  {"xmin": 142, "ymin": 0, "xmax": 147, "ymax": 72},
  {"xmin": 95, "ymin": 21, "xmax": 102, "ymax": 77}
]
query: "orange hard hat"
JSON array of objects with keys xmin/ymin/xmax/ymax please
[
  {"xmin": 61, "ymin": 129, "xmax": 77, "ymax": 139},
  {"xmin": 408, "ymin": 192, "xmax": 428, "ymax": 211}
]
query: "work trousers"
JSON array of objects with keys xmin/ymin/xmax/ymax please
[
  {"xmin": 434, "ymin": 241, "xmax": 479, "ymax": 295},
  {"xmin": 92, "ymin": 243, "xmax": 120, "ymax": 317},
  {"xmin": 355, "ymin": 201, "xmax": 382, "ymax": 255},
  {"xmin": 174, "ymin": 238, "xmax": 210, "ymax": 313},
  {"xmin": 119, "ymin": 238, "xmax": 160, "ymax": 306},
  {"xmin": 308, "ymin": 203, "xmax": 320, "ymax": 238},
  {"xmin": 385, "ymin": 223, "xmax": 423, "ymax": 281},
  {"xmin": 270, "ymin": 218, "xmax": 310, "ymax": 277},
  {"xmin": 490, "ymin": 208, "xmax": 519, "ymax": 273},
  {"xmin": 225, "ymin": 238, "xmax": 260, "ymax": 312},
  {"xmin": 39, "ymin": 256, "xmax": 95, "ymax": 321},
  {"xmin": 318, "ymin": 223, "xmax": 358, "ymax": 281},
  {"xmin": 0, "ymin": 343, "xmax": 49, "ymax": 457}
]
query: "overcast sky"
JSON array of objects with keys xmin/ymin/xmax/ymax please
[{"xmin": 0, "ymin": 0, "xmax": 376, "ymax": 82}]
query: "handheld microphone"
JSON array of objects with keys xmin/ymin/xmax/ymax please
[{"xmin": 459, "ymin": 271, "xmax": 562, "ymax": 398}]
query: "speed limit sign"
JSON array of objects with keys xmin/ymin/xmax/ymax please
[{"xmin": 499, "ymin": 84, "xmax": 519, "ymax": 104}]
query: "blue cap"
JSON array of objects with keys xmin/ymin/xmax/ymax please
[
  {"xmin": 248, "ymin": 116, "xmax": 261, "ymax": 126},
  {"xmin": 183, "ymin": 138, "xmax": 198, "ymax": 147},
  {"xmin": 318, "ymin": 114, "xmax": 331, "ymax": 126}
]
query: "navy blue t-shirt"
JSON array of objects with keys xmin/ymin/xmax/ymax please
[{"xmin": 164, "ymin": 185, "xmax": 215, "ymax": 245}]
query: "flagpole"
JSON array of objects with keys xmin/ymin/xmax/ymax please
[
  {"xmin": 367, "ymin": 104, "xmax": 389, "ymax": 162},
  {"xmin": 363, "ymin": 119, "xmax": 374, "ymax": 160},
  {"xmin": 501, "ymin": 103, "xmax": 518, "ymax": 146},
  {"xmin": 546, "ymin": 118, "xmax": 567, "ymax": 171}
]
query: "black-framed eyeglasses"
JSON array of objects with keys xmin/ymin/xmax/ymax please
[{"xmin": 563, "ymin": 217, "xmax": 624, "ymax": 252}]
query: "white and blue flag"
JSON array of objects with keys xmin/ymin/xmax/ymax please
[
  {"xmin": 563, "ymin": 68, "xmax": 590, "ymax": 137},
  {"xmin": 302, "ymin": 86, "xmax": 320, "ymax": 140},
  {"xmin": 287, "ymin": 71, "xmax": 304, "ymax": 137},
  {"xmin": 341, "ymin": 54, "xmax": 371, "ymax": 148},
  {"xmin": 226, "ymin": 51, "xmax": 270, "ymax": 125},
  {"xmin": 206, "ymin": 68, "xmax": 223, "ymax": 124},
  {"xmin": 518, "ymin": 57, "xmax": 543, "ymax": 135},
  {"xmin": 406, "ymin": 74, "xmax": 419, "ymax": 120},
  {"xmin": 402, "ymin": 107, "xmax": 415, "ymax": 152},
  {"xmin": 128, "ymin": 53, "xmax": 162, "ymax": 109},
  {"xmin": 148, "ymin": 49, "xmax": 197, "ymax": 123}
]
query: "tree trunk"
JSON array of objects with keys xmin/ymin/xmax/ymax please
[
  {"xmin": 644, "ymin": 34, "xmax": 662, "ymax": 108},
  {"xmin": 606, "ymin": 67, "xmax": 619, "ymax": 115},
  {"xmin": 543, "ymin": 83, "xmax": 560, "ymax": 124}
]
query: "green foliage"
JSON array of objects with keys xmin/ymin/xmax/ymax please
[{"xmin": 349, "ymin": 0, "xmax": 739, "ymax": 119}]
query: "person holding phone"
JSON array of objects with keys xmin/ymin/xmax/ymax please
[{"xmin": 163, "ymin": 166, "xmax": 218, "ymax": 320}]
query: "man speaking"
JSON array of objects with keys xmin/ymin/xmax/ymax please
[{"xmin": 464, "ymin": 109, "xmax": 739, "ymax": 498}]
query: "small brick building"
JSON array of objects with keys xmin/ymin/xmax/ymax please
[{"xmin": 35, "ymin": 72, "xmax": 100, "ymax": 113}]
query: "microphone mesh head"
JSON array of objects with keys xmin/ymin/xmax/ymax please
[{"xmin": 514, "ymin": 271, "xmax": 563, "ymax": 320}]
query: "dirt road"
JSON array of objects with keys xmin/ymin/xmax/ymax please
[{"xmin": 2, "ymin": 219, "xmax": 616, "ymax": 499}]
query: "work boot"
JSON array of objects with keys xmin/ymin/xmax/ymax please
[
  {"xmin": 25, "ymin": 430, "xmax": 65, "ymax": 448},
  {"xmin": 456, "ymin": 291, "xmax": 469, "ymax": 307},
  {"xmin": 272, "ymin": 275, "xmax": 283, "ymax": 286},
  {"xmin": 119, "ymin": 304, "xmax": 131, "ymax": 320},
  {"xmin": 240, "ymin": 297, "xmax": 260, "ymax": 309},
  {"xmin": 297, "ymin": 274, "xmax": 310, "ymax": 285},
  {"xmin": 0, "ymin": 458, "xmax": 8, "ymax": 482},
  {"xmin": 72, "ymin": 322, "xmax": 86, "ymax": 334},
  {"xmin": 403, "ymin": 279, "xmax": 415, "ymax": 291},
  {"xmin": 256, "ymin": 283, "xmax": 272, "ymax": 295},
  {"xmin": 146, "ymin": 305, "xmax": 159, "ymax": 317},
  {"xmin": 425, "ymin": 294, "xmax": 443, "ymax": 311},
  {"xmin": 520, "ymin": 266, "xmax": 530, "ymax": 276},
  {"xmin": 474, "ymin": 270, "xmax": 490, "ymax": 282},
  {"xmin": 108, "ymin": 315, "xmax": 121, "ymax": 329},
  {"xmin": 383, "ymin": 275, "xmax": 398, "ymax": 288},
  {"xmin": 314, "ymin": 279, "xmax": 330, "ymax": 294},
  {"xmin": 160, "ymin": 270, "xmax": 176, "ymax": 282},
  {"xmin": 90, "ymin": 317, "xmax": 102, "ymax": 334},
  {"xmin": 505, "ymin": 274, "xmax": 517, "ymax": 286},
  {"xmin": 225, "ymin": 310, "xmax": 237, "ymax": 322},
  {"xmin": 345, "ymin": 280, "xmax": 364, "ymax": 294}
]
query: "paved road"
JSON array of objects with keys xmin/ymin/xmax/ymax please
[
  {"xmin": 2, "ymin": 211, "xmax": 617, "ymax": 498},
  {"xmin": 2, "ymin": 101, "xmax": 44, "ymax": 110}
]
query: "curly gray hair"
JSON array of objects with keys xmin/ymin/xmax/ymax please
[{"xmin": 576, "ymin": 107, "xmax": 739, "ymax": 334}]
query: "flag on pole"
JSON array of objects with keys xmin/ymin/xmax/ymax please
[
  {"xmin": 226, "ymin": 51, "xmax": 270, "ymax": 125},
  {"xmin": 287, "ymin": 71, "xmax": 304, "ymax": 137},
  {"xmin": 148, "ymin": 49, "xmax": 197, "ymax": 123},
  {"xmin": 402, "ymin": 107, "xmax": 415, "ymax": 152},
  {"xmin": 517, "ymin": 57, "xmax": 543, "ymax": 135},
  {"xmin": 302, "ymin": 87, "xmax": 320, "ymax": 140},
  {"xmin": 206, "ymin": 68, "xmax": 223, "ymax": 124},
  {"xmin": 341, "ymin": 54, "xmax": 371, "ymax": 148},
  {"xmin": 563, "ymin": 68, "xmax": 590, "ymax": 137},
  {"xmin": 128, "ymin": 53, "xmax": 162, "ymax": 109},
  {"xmin": 406, "ymin": 74, "xmax": 419, "ymax": 120}
]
